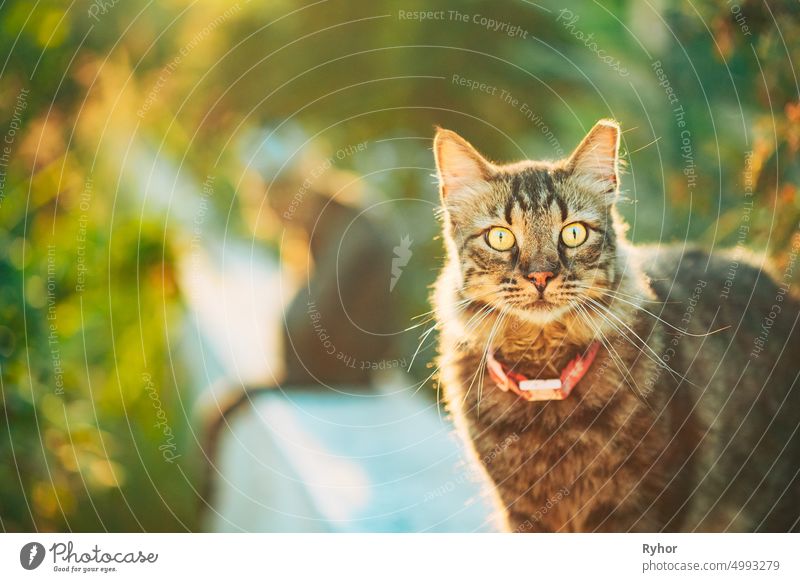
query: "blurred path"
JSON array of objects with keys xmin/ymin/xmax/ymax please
[
  {"xmin": 129, "ymin": 141, "xmax": 495, "ymax": 532},
  {"xmin": 208, "ymin": 386, "xmax": 499, "ymax": 533}
]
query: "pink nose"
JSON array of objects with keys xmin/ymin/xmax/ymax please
[{"xmin": 527, "ymin": 271, "xmax": 555, "ymax": 291}]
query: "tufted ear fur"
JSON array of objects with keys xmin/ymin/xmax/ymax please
[
  {"xmin": 434, "ymin": 128, "xmax": 495, "ymax": 206},
  {"xmin": 567, "ymin": 119, "xmax": 620, "ymax": 203}
]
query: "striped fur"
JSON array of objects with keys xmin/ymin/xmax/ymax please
[{"xmin": 433, "ymin": 121, "xmax": 800, "ymax": 532}]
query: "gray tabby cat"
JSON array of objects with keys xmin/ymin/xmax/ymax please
[{"xmin": 433, "ymin": 120, "xmax": 800, "ymax": 532}]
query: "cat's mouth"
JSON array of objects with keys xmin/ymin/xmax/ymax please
[
  {"xmin": 503, "ymin": 295, "xmax": 573, "ymax": 324},
  {"xmin": 529, "ymin": 298, "xmax": 552, "ymax": 310}
]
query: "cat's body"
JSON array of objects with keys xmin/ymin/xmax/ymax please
[{"xmin": 433, "ymin": 121, "xmax": 800, "ymax": 532}]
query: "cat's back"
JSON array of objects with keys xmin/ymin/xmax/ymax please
[
  {"xmin": 634, "ymin": 244, "xmax": 800, "ymax": 531},
  {"xmin": 636, "ymin": 244, "xmax": 799, "ymax": 350},
  {"xmin": 640, "ymin": 243, "xmax": 782, "ymax": 295}
]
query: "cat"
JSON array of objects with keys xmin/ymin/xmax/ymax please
[
  {"xmin": 199, "ymin": 185, "xmax": 394, "ymax": 511},
  {"xmin": 432, "ymin": 120, "xmax": 800, "ymax": 532}
]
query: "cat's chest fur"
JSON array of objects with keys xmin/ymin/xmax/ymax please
[
  {"xmin": 437, "ymin": 298, "xmax": 673, "ymax": 532},
  {"xmin": 493, "ymin": 318, "xmax": 589, "ymax": 377}
]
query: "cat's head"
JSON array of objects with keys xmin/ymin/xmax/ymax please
[{"xmin": 434, "ymin": 120, "xmax": 623, "ymax": 324}]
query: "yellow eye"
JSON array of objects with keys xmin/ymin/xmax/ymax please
[
  {"xmin": 561, "ymin": 222, "xmax": 588, "ymax": 247},
  {"xmin": 485, "ymin": 227, "xmax": 516, "ymax": 251}
]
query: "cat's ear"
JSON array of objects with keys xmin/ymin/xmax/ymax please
[
  {"xmin": 434, "ymin": 128, "xmax": 494, "ymax": 203},
  {"xmin": 567, "ymin": 119, "xmax": 620, "ymax": 202}
]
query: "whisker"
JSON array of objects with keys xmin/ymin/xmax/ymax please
[
  {"xmin": 626, "ymin": 135, "xmax": 661, "ymax": 156},
  {"xmin": 573, "ymin": 303, "xmax": 654, "ymax": 410},
  {"xmin": 406, "ymin": 324, "xmax": 437, "ymax": 372},
  {"xmin": 405, "ymin": 287, "xmax": 503, "ymax": 335},
  {"xmin": 463, "ymin": 307, "xmax": 506, "ymax": 406},
  {"xmin": 580, "ymin": 284, "xmax": 676, "ymax": 305},
  {"xmin": 581, "ymin": 297, "xmax": 699, "ymax": 387},
  {"xmin": 583, "ymin": 287, "xmax": 730, "ymax": 338},
  {"xmin": 457, "ymin": 304, "xmax": 497, "ymax": 348},
  {"xmin": 477, "ymin": 307, "xmax": 509, "ymax": 415}
]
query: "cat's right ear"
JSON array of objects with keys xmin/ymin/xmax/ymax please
[
  {"xmin": 434, "ymin": 128, "xmax": 494, "ymax": 205},
  {"xmin": 567, "ymin": 119, "xmax": 620, "ymax": 204}
]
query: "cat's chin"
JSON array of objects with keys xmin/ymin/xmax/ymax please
[{"xmin": 510, "ymin": 301, "xmax": 571, "ymax": 325}]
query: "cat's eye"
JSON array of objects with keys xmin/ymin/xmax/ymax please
[
  {"xmin": 485, "ymin": 227, "xmax": 516, "ymax": 251},
  {"xmin": 561, "ymin": 222, "xmax": 588, "ymax": 247}
]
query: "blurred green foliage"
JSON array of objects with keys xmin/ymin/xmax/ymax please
[{"xmin": 1, "ymin": 0, "xmax": 798, "ymax": 531}]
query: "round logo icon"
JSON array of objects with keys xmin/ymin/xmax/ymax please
[{"xmin": 20, "ymin": 542, "xmax": 46, "ymax": 570}]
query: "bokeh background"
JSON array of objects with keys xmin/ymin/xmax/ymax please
[{"xmin": 1, "ymin": 0, "xmax": 799, "ymax": 532}]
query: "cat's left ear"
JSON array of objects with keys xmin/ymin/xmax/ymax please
[{"xmin": 567, "ymin": 119, "xmax": 620, "ymax": 203}]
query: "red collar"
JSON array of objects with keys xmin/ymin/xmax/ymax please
[{"xmin": 487, "ymin": 342, "xmax": 600, "ymax": 401}]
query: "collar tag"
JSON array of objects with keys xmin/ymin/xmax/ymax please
[{"xmin": 487, "ymin": 342, "xmax": 600, "ymax": 402}]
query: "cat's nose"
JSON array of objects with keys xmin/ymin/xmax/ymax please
[{"xmin": 526, "ymin": 271, "xmax": 556, "ymax": 292}]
